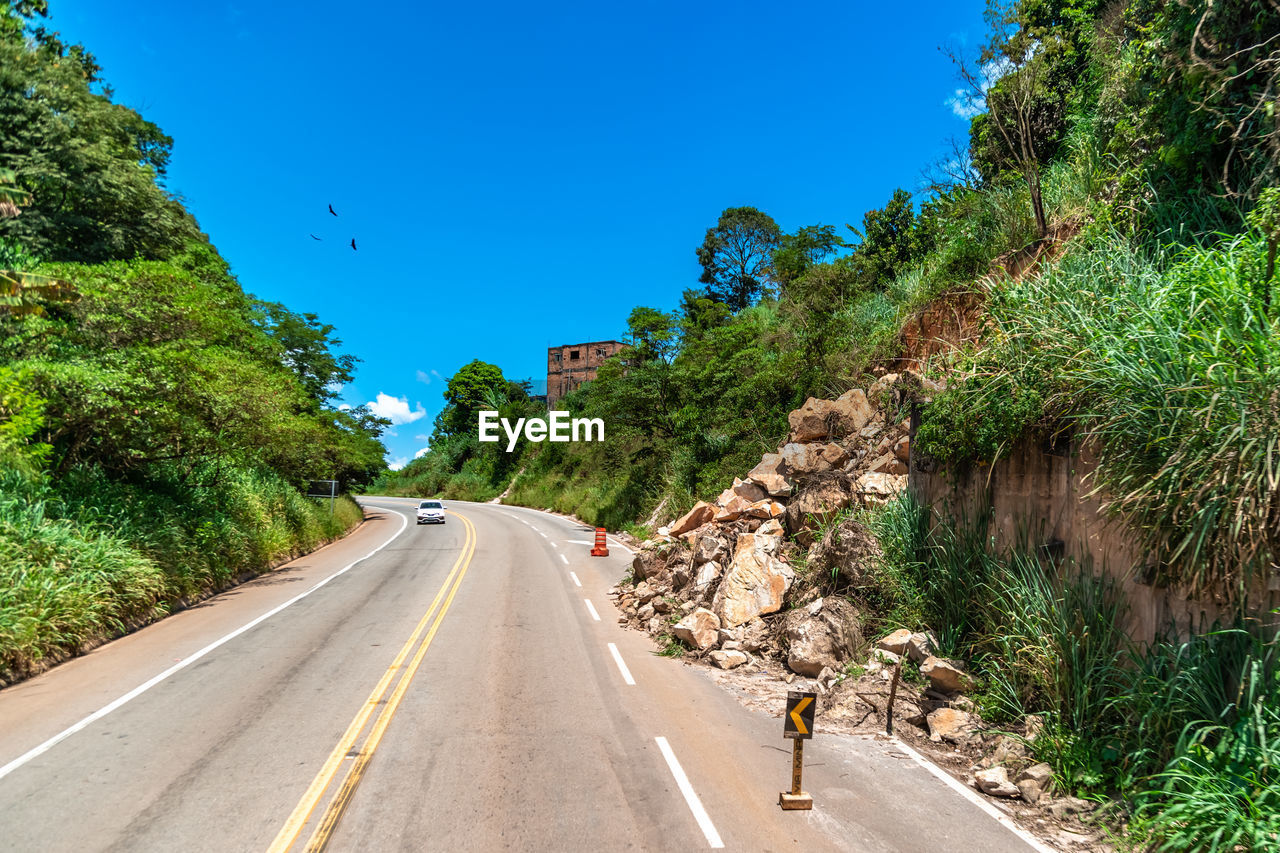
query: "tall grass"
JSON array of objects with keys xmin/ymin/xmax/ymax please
[
  {"xmin": 923, "ymin": 232, "xmax": 1279, "ymax": 598},
  {"xmin": 866, "ymin": 491, "xmax": 1280, "ymax": 847},
  {"xmin": 0, "ymin": 461, "xmax": 362, "ymax": 683}
]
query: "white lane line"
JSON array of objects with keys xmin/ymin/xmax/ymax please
[
  {"xmin": 0, "ymin": 508, "xmax": 412, "ymax": 783},
  {"xmin": 569, "ymin": 571, "xmax": 581, "ymax": 587},
  {"xmin": 559, "ymin": 554, "xmax": 569, "ymax": 565},
  {"xmin": 607, "ymin": 643, "xmax": 635, "ymax": 686},
  {"xmin": 584, "ymin": 599, "xmax": 601, "ymax": 621},
  {"xmin": 891, "ymin": 737, "xmax": 1056, "ymax": 853},
  {"xmin": 607, "ymin": 539, "xmax": 634, "ymax": 555},
  {"xmin": 549, "ymin": 541, "xmax": 558, "ymax": 548},
  {"xmin": 567, "ymin": 539, "xmax": 593, "ymax": 545},
  {"xmin": 655, "ymin": 737, "xmax": 724, "ymax": 848},
  {"xmin": 537, "ymin": 530, "xmax": 548, "ymax": 539}
]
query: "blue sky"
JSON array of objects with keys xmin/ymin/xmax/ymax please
[{"xmin": 49, "ymin": 0, "xmax": 985, "ymax": 469}]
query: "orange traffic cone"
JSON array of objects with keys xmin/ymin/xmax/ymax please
[{"xmin": 591, "ymin": 527, "xmax": 609, "ymax": 557}]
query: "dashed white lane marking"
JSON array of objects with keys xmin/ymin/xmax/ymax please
[
  {"xmin": 584, "ymin": 599, "xmax": 600, "ymax": 621},
  {"xmin": 891, "ymin": 737, "xmax": 1056, "ymax": 853},
  {"xmin": 607, "ymin": 643, "xmax": 635, "ymax": 686},
  {"xmin": 0, "ymin": 507, "xmax": 413, "ymax": 783},
  {"xmin": 549, "ymin": 541, "xmax": 558, "ymax": 548},
  {"xmin": 559, "ymin": 554, "xmax": 569, "ymax": 565},
  {"xmin": 655, "ymin": 737, "xmax": 724, "ymax": 848},
  {"xmin": 567, "ymin": 539, "xmax": 593, "ymax": 545},
  {"xmin": 537, "ymin": 530, "xmax": 548, "ymax": 539},
  {"xmin": 569, "ymin": 572, "xmax": 581, "ymax": 587}
]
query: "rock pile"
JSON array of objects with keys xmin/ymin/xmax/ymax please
[{"xmin": 611, "ymin": 371, "xmax": 940, "ymax": 677}]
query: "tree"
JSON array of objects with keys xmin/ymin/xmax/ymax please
[
  {"xmin": 774, "ymin": 224, "xmax": 845, "ymax": 288},
  {"xmin": 951, "ymin": 1, "xmax": 1089, "ymax": 239},
  {"xmin": 845, "ymin": 189, "xmax": 920, "ymax": 288},
  {"xmin": 251, "ymin": 300, "xmax": 358, "ymax": 409},
  {"xmin": 592, "ymin": 307, "xmax": 681, "ymax": 438},
  {"xmin": 695, "ymin": 206, "xmax": 782, "ymax": 311},
  {"xmin": 0, "ymin": 4, "xmax": 205, "ymax": 262},
  {"xmin": 437, "ymin": 360, "xmax": 507, "ymax": 438}
]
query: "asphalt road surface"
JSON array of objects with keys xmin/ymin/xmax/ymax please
[{"xmin": 0, "ymin": 498, "xmax": 1048, "ymax": 852}]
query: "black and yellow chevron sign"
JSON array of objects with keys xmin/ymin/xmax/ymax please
[{"xmin": 783, "ymin": 691, "xmax": 816, "ymax": 740}]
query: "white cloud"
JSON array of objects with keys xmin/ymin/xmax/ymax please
[
  {"xmin": 387, "ymin": 457, "xmax": 408, "ymax": 471},
  {"xmin": 337, "ymin": 403, "xmax": 352, "ymax": 412},
  {"xmin": 414, "ymin": 434, "xmax": 430, "ymax": 441},
  {"xmin": 367, "ymin": 392, "xmax": 427, "ymax": 425},
  {"xmin": 948, "ymin": 88, "xmax": 984, "ymax": 119},
  {"xmin": 413, "ymin": 447, "xmax": 430, "ymax": 459},
  {"xmin": 416, "ymin": 369, "xmax": 445, "ymax": 385},
  {"xmin": 946, "ymin": 56, "xmax": 1015, "ymax": 120}
]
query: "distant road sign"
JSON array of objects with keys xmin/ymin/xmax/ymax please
[{"xmin": 783, "ymin": 691, "xmax": 816, "ymax": 740}]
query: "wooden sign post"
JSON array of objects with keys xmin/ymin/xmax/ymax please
[{"xmin": 779, "ymin": 690, "xmax": 816, "ymax": 810}]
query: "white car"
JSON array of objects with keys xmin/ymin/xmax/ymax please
[{"xmin": 416, "ymin": 500, "xmax": 446, "ymax": 524}]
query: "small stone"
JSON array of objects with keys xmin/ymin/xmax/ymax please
[
  {"xmin": 927, "ymin": 708, "xmax": 977, "ymax": 744},
  {"xmin": 974, "ymin": 767, "xmax": 1021, "ymax": 798},
  {"xmin": 920, "ymin": 656, "xmax": 968, "ymax": 693},
  {"xmin": 652, "ymin": 598, "xmax": 673, "ymax": 614},
  {"xmin": 672, "ymin": 607, "xmax": 721, "ymax": 651},
  {"xmin": 877, "ymin": 629, "xmax": 913, "ymax": 655},
  {"xmin": 905, "ymin": 632, "xmax": 937, "ymax": 663},
  {"xmin": 709, "ymin": 650, "xmax": 749, "ymax": 670},
  {"xmin": 637, "ymin": 603, "xmax": 655, "ymax": 621},
  {"xmin": 1015, "ymin": 763, "xmax": 1054, "ymax": 804},
  {"xmin": 680, "ymin": 601, "xmax": 696, "ymax": 614}
]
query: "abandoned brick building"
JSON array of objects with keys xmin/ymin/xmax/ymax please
[{"xmin": 546, "ymin": 340, "xmax": 625, "ymax": 404}]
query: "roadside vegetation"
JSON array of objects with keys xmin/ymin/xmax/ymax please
[
  {"xmin": 381, "ymin": 0, "xmax": 1280, "ymax": 846},
  {"xmin": 0, "ymin": 3, "xmax": 384, "ymax": 683}
]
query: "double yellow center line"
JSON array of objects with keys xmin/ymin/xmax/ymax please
[{"xmin": 267, "ymin": 509, "xmax": 478, "ymax": 853}]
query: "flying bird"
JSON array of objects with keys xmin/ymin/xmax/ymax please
[
  {"xmin": 350, "ymin": 238, "xmax": 357, "ymax": 251},
  {"xmin": 309, "ymin": 233, "xmax": 322, "ymax": 241},
  {"xmin": 328, "ymin": 204, "xmax": 337, "ymax": 216}
]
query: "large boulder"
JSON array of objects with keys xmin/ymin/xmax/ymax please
[
  {"xmin": 669, "ymin": 501, "xmax": 715, "ymax": 537},
  {"xmin": 784, "ymin": 472, "xmax": 854, "ymax": 535},
  {"xmin": 782, "ymin": 597, "xmax": 863, "ymax": 677},
  {"xmin": 1015, "ymin": 763, "xmax": 1055, "ymax": 804},
  {"xmin": 746, "ymin": 454, "xmax": 793, "ymax": 497},
  {"xmin": 779, "ymin": 442, "xmax": 850, "ymax": 478},
  {"xmin": 709, "ymin": 649, "xmax": 749, "ymax": 670},
  {"xmin": 672, "ymin": 608, "xmax": 721, "ymax": 651},
  {"xmin": 712, "ymin": 533, "xmax": 795, "ymax": 627},
  {"xmin": 806, "ymin": 515, "xmax": 882, "ymax": 587},
  {"xmin": 788, "ymin": 389, "xmax": 875, "ymax": 443}
]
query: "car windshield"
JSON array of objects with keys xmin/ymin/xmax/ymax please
[{"xmin": 420, "ymin": 501, "xmax": 442, "ymax": 509}]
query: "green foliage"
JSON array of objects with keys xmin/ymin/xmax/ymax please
[
  {"xmin": 0, "ymin": 6, "xmax": 205, "ymax": 262},
  {"xmin": 920, "ymin": 234, "xmax": 1279, "ymax": 595},
  {"xmin": 695, "ymin": 206, "xmax": 782, "ymax": 310}
]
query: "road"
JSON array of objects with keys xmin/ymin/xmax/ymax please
[{"xmin": 0, "ymin": 498, "xmax": 1048, "ymax": 852}]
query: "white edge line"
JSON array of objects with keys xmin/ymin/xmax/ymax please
[
  {"xmin": 891, "ymin": 737, "xmax": 1058, "ymax": 853},
  {"xmin": 655, "ymin": 736, "xmax": 724, "ymax": 848},
  {"xmin": 568, "ymin": 571, "xmax": 581, "ymax": 587},
  {"xmin": 607, "ymin": 643, "xmax": 635, "ymax": 686},
  {"xmin": 583, "ymin": 599, "xmax": 601, "ymax": 621},
  {"xmin": 0, "ymin": 508, "xmax": 412, "ymax": 782},
  {"xmin": 607, "ymin": 538, "xmax": 634, "ymax": 555},
  {"xmin": 559, "ymin": 554, "xmax": 569, "ymax": 565}
]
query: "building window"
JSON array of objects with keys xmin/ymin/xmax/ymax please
[{"xmin": 570, "ymin": 350, "xmax": 580, "ymax": 360}]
